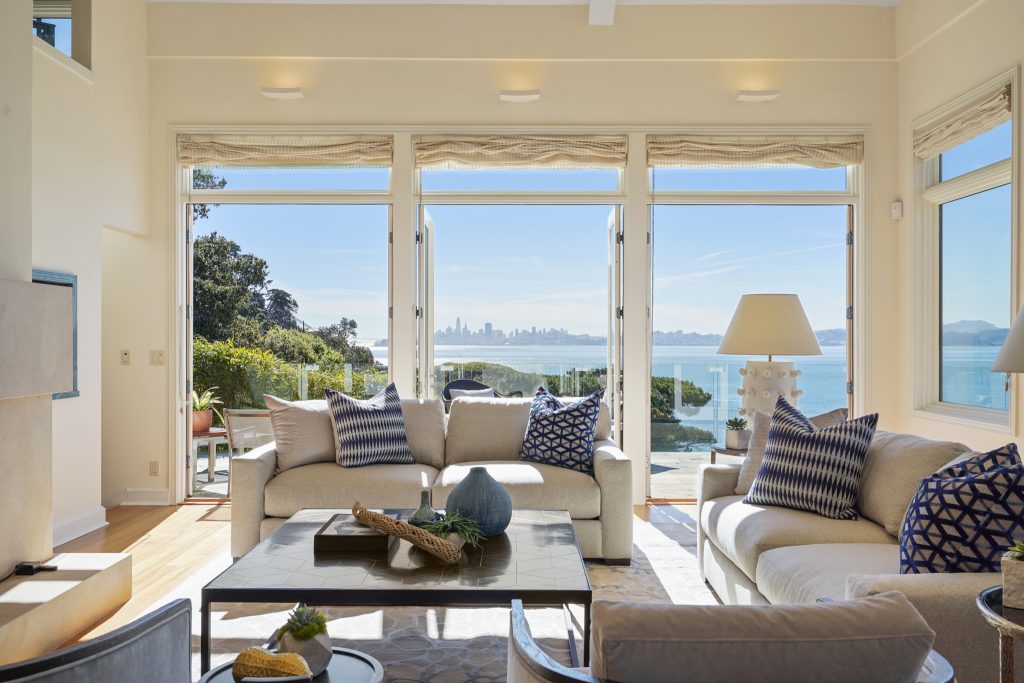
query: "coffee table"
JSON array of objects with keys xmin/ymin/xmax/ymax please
[{"xmin": 200, "ymin": 508, "xmax": 592, "ymax": 674}]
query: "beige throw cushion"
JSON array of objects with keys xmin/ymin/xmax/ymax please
[
  {"xmin": 734, "ymin": 407, "xmax": 847, "ymax": 495},
  {"xmin": 591, "ymin": 592, "xmax": 934, "ymax": 683},
  {"xmin": 400, "ymin": 398, "xmax": 446, "ymax": 470},
  {"xmin": 263, "ymin": 395, "xmax": 336, "ymax": 473},
  {"xmin": 857, "ymin": 431, "xmax": 970, "ymax": 536}
]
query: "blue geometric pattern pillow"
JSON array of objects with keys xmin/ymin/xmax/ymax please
[
  {"xmin": 900, "ymin": 444, "xmax": 1024, "ymax": 574},
  {"xmin": 744, "ymin": 397, "xmax": 878, "ymax": 520},
  {"xmin": 325, "ymin": 383, "xmax": 414, "ymax": 467},
  {"xmin": 520, "ymin": 387, "xmax": 604, "ymax": 476}
]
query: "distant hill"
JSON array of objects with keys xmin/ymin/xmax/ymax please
[
  {"xmin": 814, "ymin": 328, "xmax": 847, "ymax": 346},
  {"xmin": 942, "ymin": 320, "xmax": 1008, "ymax": 346}
]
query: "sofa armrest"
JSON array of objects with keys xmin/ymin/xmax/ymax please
[
  {"xmin": 697, "ymin": 463, "xmax": 742, "ymax": 503},
  {"xmin": 230, "ymin": 442, "xmax": 278, "ymax": 558},
  {"xmin": 847, "ymin": 572, "xmax": 1009, "ymax": 683},
  {"xmin": 593, "ymin": 440, "xmax": 632, "ymax": 563}
]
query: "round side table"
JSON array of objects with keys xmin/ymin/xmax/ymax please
[
  {"xmin": 199, "ymin": 647, "xmax": 384, "ymax": 683},
  {"xmin": 977, "ymin": 586, "xmax": 1024, "ymax": 683},
  {"xmin": 709, "ymin": 445, "xmax": 747, "ymax": 465}
]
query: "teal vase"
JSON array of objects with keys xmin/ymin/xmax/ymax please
[
  {"xmin": 446, "ymin": 466, "xmax": 512, "ymax": 537},
  {"xmin": 409, "ymin": 490, "xmax": 439, "ymax": 527}
]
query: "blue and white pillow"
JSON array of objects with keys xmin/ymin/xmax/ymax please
[
  {"xmin": 900, "ymin": 444, "xmax": 1024, "ymax": 574},
  {"xmin": 520, "ymin": 387, "xmax": 604, "ymax": 475},
  {"xmin": 744, "ymin": 397, "xmax": 878, "ymax": 520},
  {"xmin": 325, "ymin": 383, "xmax": 414, "ymax": 468}
]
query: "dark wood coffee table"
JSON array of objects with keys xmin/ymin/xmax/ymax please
[{"xmin": 200, "ymin": 508, "xmax": 592, "ymax": 674}]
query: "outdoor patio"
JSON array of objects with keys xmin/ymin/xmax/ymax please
[{"xmin": 650, "ymin": 450, "xmax": 745, "ymax": 500}]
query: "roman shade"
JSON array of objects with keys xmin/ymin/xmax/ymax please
[
  {"xmin": 33, "ymin": 1, "xmax": 71, "ymax": 18},
  {"xmin": 176, "ymin": 134, "xmax": 393, "ymax": 167},
  {"xmin": 913, "ymin": 84, "xmax": 1012, "ymax": 160},
  {"xmin": 647, "ymin": 134, "xmax": 863, "ymax": 168},
  {"xmin": 413, "ymin": 134, "xmax": 628, "ymax": 169}
]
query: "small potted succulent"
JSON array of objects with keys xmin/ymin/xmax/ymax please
[
  {"xmin": 191, "ymin": 387, "xmax": 223, "ymax": 435},
  {"xmin": 724, "ymin": 416, "xmax": 751, "ymax": 450},
  {"xmin": 423, "ymin": 511, "xmax": 484, "ymax": 550},
  {"xmin": 1003, "ymin": 540, "xmax": 1024, "ymax": 609},
  {"xmin": 275, "ymin": 604, "xmax": 332, "ymax": 676}
]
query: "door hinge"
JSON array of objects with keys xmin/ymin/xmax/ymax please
[
  {"xmin": 846, "ymin": 305, "xmax": 854, "ymax": 320},
  {"xmin": 616, "ymin": 232, "xmax": 624, "ymax": 245},
  {"xmin": 185, "ymin": 379, "xmax": 191, "ymax": 397},
  {"xmin": 846, "ymin": 381, "xmax": 854, "ymax": 395},
  {"xmin": 389, "ymin": 306, "xmax": 393, "ymax": 320},
  {"xmin": 616, "ymin": 307, "xmax": 624, "ymax": 319},
  {"xmin": 846, "ymin": 231, "xmax": 854, "ymax": 246},
  {"xmin": 646, "ymin": 231, "xmax": 651, "ymax": 244},
  {"xmin": 389, "ymin": 231, "xmax": 393, "ymax": 245},
  {"xmin": 186, "ymin": 303, "xmax": 191, "ymax": 321},
  {"xmin": 415, "ymin": 232, "xmax": 422, "ymax": 244},
  {"xmin": 415, "ymin": 307, "xmax": 422, "ymax": 318}
]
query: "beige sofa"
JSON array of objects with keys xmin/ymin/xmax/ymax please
[
  {"xmin": 698, "ymin": 430, "xmax": 1022, "ymax": 683},
  {"xmin": 232, "ymin": 396, "xmax": 633, "ymax": 563}
]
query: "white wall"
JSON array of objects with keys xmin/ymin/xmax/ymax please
[
  {"xmin": 32, "ymin": 0, "xmax": 149, "ymax": 537},
  {"xmin": 895, "ymin": 0, "xmax": 1024, "ymax": 448}
]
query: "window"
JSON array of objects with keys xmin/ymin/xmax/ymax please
[
  {"xmin": 651, "ymin": 166, "xmax": 847, "ymax": 192},
  {"xmin": 421, "ymin": 169, "xmax": 618, "ymax": 192},
  {"xmin": 32, "ymin": 0, "xmax": 88, "ymax": 67},
  {"xmin": 917, "ymin": 79, "xmax": 1014, "ymax": 416},
  {"xmin": 192, "ymin": 167, "xmax": 390, "ymax": 192}
]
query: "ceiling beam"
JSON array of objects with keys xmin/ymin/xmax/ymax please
[{"xmin": 588, "ymin": 0, "xmax": 616, "ymax": 26}]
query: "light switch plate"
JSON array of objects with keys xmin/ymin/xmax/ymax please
[
  {"xmin": 150, "ymin": 350, "xmax": 166, "ymax": 366},
  {"xmin": 890, "ymin": 200, "xmax": 903, "ymax": 220},
  {"xmin": 120, "ymin": 349, "xmax": 131, "ymax": 366}
]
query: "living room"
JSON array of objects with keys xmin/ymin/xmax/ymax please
[{"xmin": 1, "ymin": 0, "xmax": 1023, "ymax": 681}]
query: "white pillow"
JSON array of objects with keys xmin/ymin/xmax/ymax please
[{"xmin": 263, "ymin": 394, "xmax": 336, "ymax": 473}]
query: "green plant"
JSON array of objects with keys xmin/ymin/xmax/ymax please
[
  {"xmin": 423, "ymin": 511, "xmax": 484, "ymax": 548},
  {"xmin": 1006, "ymin": 540, "xmax": 1024, "ymax": 561},
  {"xmin": 191, "ymin": 386, "xmax": 225, "ymax": 423},
  {"xmin": 276, "ymin": 604, "xmax": 328, "ymax": 642},
  {"xmin": 725, "ymin": 417, "xmax": 748, "ymax": 431}
]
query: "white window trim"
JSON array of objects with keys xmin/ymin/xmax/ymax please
[{"xmin": 912, "ymin": 68, "xmax": 1020, "ymax": 432}]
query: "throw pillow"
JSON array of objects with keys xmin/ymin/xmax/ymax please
[
  {"xmin": 520, "ymin": 387, "xmax": 604, "ymax": 475},
  {"xmin": 744, "ymin": 397, "xmax": 879, "ymax": 520},
  {"xmin": 262, "ymin": 395, "xmax": 336, "ymax": 473},
  {"xmin": 325, "ymin": 383, "xmax": 414, "ymax": 467},
  {"xmin": 900, "ymin": 444, "xmax": 1024, "ymax": 573},
  {"xmin": 734, "ymin": 406, "xmax": 849, "ymax": 495}
]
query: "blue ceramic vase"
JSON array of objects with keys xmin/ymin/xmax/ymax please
[{"xmin": 446, "ymin": 466, "xmax": 512, "ymax": 537}]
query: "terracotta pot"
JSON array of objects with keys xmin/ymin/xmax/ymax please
[
  {"xmin": 1003, "ymin": 556, "xmax": 1024, "ymax": 609},
  {"xmin": 192, "ymin": 409, "xmax": 213, "ymax": 434}
]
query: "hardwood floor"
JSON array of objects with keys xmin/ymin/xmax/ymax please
[{"xmin": 57, "ymin": 502, "xmax": 696, "ymax": 641}]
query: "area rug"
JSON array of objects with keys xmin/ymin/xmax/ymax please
[{"xmin": 171, "ymin": 509, "xmax": 716, "ymax": 682}]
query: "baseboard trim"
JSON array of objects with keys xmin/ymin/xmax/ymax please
[
  {"xmin": 53, "ymin": 506, "xmax": 108, "ymax": 547},
  {"xmin": 123, "ymin": 488, "xmax": 170, "ymax": 506}
]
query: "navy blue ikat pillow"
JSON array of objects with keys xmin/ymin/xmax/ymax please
[
  {"xmin": 900, "ymin": 444, "xmax": 1024, "ymax": 574},
  {"xmin": 520, "ymin": 387, "xmax": 604, "ymax": 476}
]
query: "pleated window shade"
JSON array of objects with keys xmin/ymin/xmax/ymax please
[
  {"xmin": 913, "ymin": 84, "xmax": 1012, "ymax": 160},
  {"xmin": 413, "ymin": 135, "xmax": 629, "ymax": 169},
  {"xmin": 177, "ymin": 134, "xmax": 393, "ymax": 168},
  {"xmin": 647, "ymin": 135, "xmax": 864, "ymax": 169}
]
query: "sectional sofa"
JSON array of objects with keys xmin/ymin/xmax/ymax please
[
  {"xmin": 231, "ymin": 396, "xmax": 633, "ymax": 563},
  {"xmin": 698, "ymin": 430, "xmax": 1022, "ymax": 683}
]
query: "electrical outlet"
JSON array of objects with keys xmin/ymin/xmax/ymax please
[
  {"xmin": 149, "ymin": 460, "xmax": 159, "ymax": 476},
  {"xmin": 120, "ymin": 349, "xmax": 131, "ymax": 366},
  {"xmin": 150, "ymin": 350, "xmax": 166, "ymax": 366}
]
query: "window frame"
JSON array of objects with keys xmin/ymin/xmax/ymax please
[{"xmin": 913, "ymin": 69, "xmax": 1020, "ymax": 431}]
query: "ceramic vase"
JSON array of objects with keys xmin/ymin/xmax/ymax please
[
  {"xmin": 1003, "ymin": 556, "xmax": 1024, "ymax": 609},
  {"xmin": 278, "ymin": 632, "xmax": 332, "ymax": 677},
  {"xmin": 725, "ymin": 429, "xmax": 751, "ymax": 450},
  {"xmin": 409, "ymin": 489, "xmax": 439, "ymax": 527},
  {"xmin": 446, "ymin": 466, "xmax": 512, "ymax": 537}
]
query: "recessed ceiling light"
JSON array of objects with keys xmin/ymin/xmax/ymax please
[
  {"xmin": 261, "ymin": 87, "xmax": 304, "ymax": 100},
  {"xmin": 499, "ymin": 89, "xmax": 541, "ymax": 103},
  {"xmin": 736, "ymin": 89, "xmax": 781, "ymax": 103}
]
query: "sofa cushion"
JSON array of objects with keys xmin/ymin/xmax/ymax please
[
  {"xmin": 520, "ymin": 388, "xmax": 604, "ymax": 475},
  {"xmin": 757, "ymin": 543, "xmax": 898, "ymax": 605},
  {"xmin": 701, "ymin": 495, "xmax": 895, "ymax": 581},
  {"xmin": 445, "ymin": 397, "xmax": 611, "ymax": 465},
  {"xmin": 590, "ymin": 592, "xmax": 935, "ymax": 683},
  {"xmin": 432, "ymin": 461, "xmax": 601, "ymax": 519},
  {"xmin": 264, "ymin": 462, "xmax": 439, "ymax": 518},
  {"xmin": 858, "ymin": 431, "xmax": 971, "ymax": 536},
  {"xmin": 263, "ymin": 395, "xmax": 336, "ymax": 473},
  {"xmin": 400, "ymin": 398, "xmax": 446, "ymax": 470},
  {"xmin": 326, "ymin": 384, "xmax": 415, "ymax": 467}
]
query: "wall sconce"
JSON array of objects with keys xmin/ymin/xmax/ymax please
[
  {"xmin": 736, "ymin": 89, "xmax": 781, "ymax": 103},
  {"xmin": 499, "ymin": 89, "xmax": 541, "ymax": 103},
  {"xmin": 261, "ymin": 87, "xmax": 305, "ymax": 100}
]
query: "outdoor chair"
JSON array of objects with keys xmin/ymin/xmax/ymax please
[
  {"xmin": 441, "ymin": 379, "xmax": 502, "ymax": 411},
  {"xmin": 224, "ymin": 409, "xmax": 274, "ymax": 496}
]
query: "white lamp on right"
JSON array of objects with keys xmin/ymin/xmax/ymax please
[
  {"xmin": 992, "ymin": 307, "xmax": 1024, "ymax": 376},
  {"xmin": 717, "ymin": 294, "xmax": 822, "ymax": 417}
]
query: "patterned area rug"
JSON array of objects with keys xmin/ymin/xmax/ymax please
[{"xmin": 178, "ymin": 509, "xmax": 716, "ymax": 682}]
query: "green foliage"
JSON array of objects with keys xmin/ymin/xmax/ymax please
[
  {"xmin": 191, "ymin": 169, "xmax": 226, "ymax": 222},
  {"xmin": 261, "ymin": 326, "xmax": 345, "ymax": 369},
  {"xmin": 650, "ymin": 420, "xmax": 716, "ymax": 452},
  {"xmin": 423, "ymin": 511, "xmax": 484, "ymax": 547},
  {"xmin": 193, "ymin": 232, "xmax": 270, "ymax": 341},
  {"xmin": 1007, "ymin": 540, "xmax": 1024, "ymax": 562},
  {"xmin": 725, "ymin": 417, "xmax": 748, "ymax": 431},
  {"xmin": 276, "ymin": 604, "xmax": 327, "ymax": 642}
]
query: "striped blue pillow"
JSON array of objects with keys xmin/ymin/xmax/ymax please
[
  {"xmin": 325, "ymin": 383, "xmax": 414, "ymax": 468},
  {"xmin": 744, "ymin": 397, "xmax": 878, "ymax": 520}
]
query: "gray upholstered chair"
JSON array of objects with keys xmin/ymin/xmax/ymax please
[
  {"xmin": 0, "ymin": 599, "xmax": 191, "ymax": 683},
  {"xmin": 507, "ymin": 595, "xmax": 956, "ymax": 683}
]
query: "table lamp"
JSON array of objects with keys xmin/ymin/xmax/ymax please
[
  {"xmin": 717, "ymin": 293, "xmax": 822, "ymax": 417},
  {"xmin": 992, "ymin": 307, "xmax": 1024, "ymax": 379}
]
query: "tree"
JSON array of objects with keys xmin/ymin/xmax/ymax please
[
  {"xmin": 265, "ymin": 288, "xmax": 299, "ymax": 329},
  {"xmin": 314, "ymin": 318, "xmax": 359, "ymax": 352},
  {"xmin": 191, "ymin": 169, "xmax": 227, "ymax": 222},
  {"xmin": 192, "ymin": 232, "xmax": 269, "ymax": 340}
]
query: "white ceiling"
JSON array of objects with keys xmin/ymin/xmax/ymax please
[{"xmin": 146, "ymin": 0, "xmax": 901, "ymax": 6}]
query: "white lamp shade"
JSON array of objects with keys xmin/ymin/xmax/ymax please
[
  {"xmin": 717, "ymin": 294, "xmax": 823, "ymax": 357},
  {"xmin": 993, "ymin": 307, "xmax": 1024, "ymax": 372}
]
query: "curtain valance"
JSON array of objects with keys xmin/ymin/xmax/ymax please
[
  {"xmin": 647, "ymin": 134, "xmax": 864, "ymax": 169},
  {"xmin": 913, "ymin": 84, "xmax": 1012, "ymax": 160},
  {"xmin": 177, "ymin": 134, "xmax": 393, "ymax": 167},
  {"xmin": 413, "ymin": 135, "xmax": 628, "ymax": 169}
]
